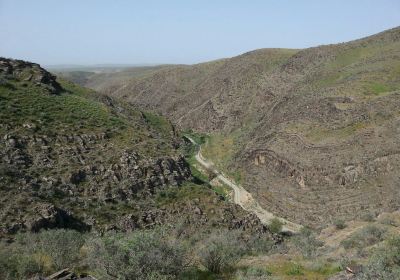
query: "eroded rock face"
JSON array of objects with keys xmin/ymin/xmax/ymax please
[
  {"xmin": 1, "ymin": 203, "xmax": 90, "ymax": 235},
  {"xmin": 0, "ymin": 133, "xmax": 192, "ymax": 235},
  {"xmin": 0, "ymin": 57, "xmax": 62, "ymax": 93},
  {"xmin": 114, "ymin": 203, "xmax": 268, "ymax": 235}
]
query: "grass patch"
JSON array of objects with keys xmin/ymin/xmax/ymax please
[
  {"xmin": 201, "ymin": 131, "xmax": 246, "ymax": 185},
  {"xmin": 364, "ymin": 82, "xmax": 393, "ymax": 96},
  {"xmin": 142, "ymin": 111, "xmax": 172, "ymax": 137},
  {"xmin": 155, "ymin": 183, "xmax": 211, "ymax": 206},
  {"xmin": 182, "ymin": 130, "xmax": 208, "ymax": 145},
  {"xmin": 264, "ymin": 259, "xmax": 341, "ymax": 280},
  {"xmin": 341, "ymin": 225, "xmax": 387, "ymax": 249}
]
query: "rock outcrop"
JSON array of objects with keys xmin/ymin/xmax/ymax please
[{"xmin": 0, "ymin": 57, "xmax": 62, "ymax": 93}]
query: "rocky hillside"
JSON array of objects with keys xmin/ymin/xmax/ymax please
[
  {"xmin": 0, "ymin": 58, "xmax": 268, "ymax": 238},
  {"xmin": 87, "ymin": 27, "xmax": 400, "ymax": 227}
]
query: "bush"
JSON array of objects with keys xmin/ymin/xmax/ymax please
[
  {"xmin": 18, "ymin": 229, "xmax": 85, "ymax": 271},
  {"xmin": 341, "ymin": 225, "xmax": 386, "ymax": 249},
  {"xmin": 235, "ymin": 266, "xmax": 272, "ymax": 280},
  {"xmin": 358, "ymin": 236, "xmax": 400, "ymax": 279},
  {"xmin": 334, "ymin": 219, "xmax": 347, "ymax": 230},
  {"xmin": 198, "ymin": 230, "xmax": 247, "ymax": 274},
  {"xmin": 0, "ymin": 229, "xmax": 85, "ymax": 280},
  {"xmin": 0, "ymin": 249, "xmax": 41, "ymax": 280},
  {"xmin": 286, "ymin": 263, "xmax": 304, "ymax": 276},
  {"xmin": 85, "ymin": 228, "xmax": 190, "ymax": 279},
  {"xmin": 361, "ymin": 212, "xmax": 376, "ymax": 222},
  {"xmin": 269, "ymin": 218, "xmax": 283, "ymax": 234},
  {"xmin": 291, "ymin": 227, "xmax": 323, "ymax": 258},
  {"xmin": 246, "ymin": 234, "xmax": 274, "ymax": 255}
]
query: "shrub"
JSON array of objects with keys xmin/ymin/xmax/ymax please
[
  {"xmin": 291, "ymin": 227, "xmax": 323, "ymax": 258},
  {"xmin": 85, "ymin": 228, "xmax": 190, "ymax": 279},
  {"xmin": 341, "ymin": 225, "xmax": 386, "ymax": 249},
  {"xmin": 379, "ymin": 217, "xmax": 397, "ymax": 227},
  {"xmin": 235, "ymin": 266, "xmax": 272, "ymax": 280},
  {"xmin": 246, "ymin": 234, "xmax": 274, "ymax": 255},
  {"xmin": 0, "ymin": 229, "xmax": 85, "ymax": 279},
  {"xmin": 358, "ymin": 236, "xmax": 400, "ymax": 279},
  {"xmin": 286, "ymin": 263, "xmax": 304, "ymax": 276},
  {"xmin": 198, "ymin": 230, "xmax": 247, "ymax": 274},
  {"xmin": 17, "ymin": 229, "xmax": 85, "ymax": 271},
  {"xmin": 334, "ymin": 219, "xmax": 347, "ymax": 230},
  {"xmin": 0, "ymin": 249, "xmax": 41, "ymax": 280},
  {"xmin": 269, "ymin": 218, "xmax": 283, "ymax": 234},
  {"xmin": 361, "ymin": 212, "xmax": 376, "ymax": 222}
]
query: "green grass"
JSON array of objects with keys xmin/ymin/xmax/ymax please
[
  {"xmin": 142, "ymin": 111, "xmax": 173, "ymax": 138},
  {"xmin": 182, "ymin": 130, "xmax": 208, "ymax": 145},
  {"xmin": 155, "ymin": 183, "xmax": 211, "ymax": 206},
  {"xmin": 0, "ymin": 80, "xmax": 126, "ymax": 134},
  {"xmin": 211, "ymin": 185, "xmax": 230, "ymax": 199},
  {"xmin": 0, "ymin": 77, "xmax": 178, "ymax": 158},
  {"xmin": 364, "ymin": 82, "xmax": 393, "ymax": 96},
  {"xmin": 341, "ymin": 225, "xmax": 387, "ymax": 249},
  {"xmin": 264, "ymin": 259, "xmax": 341, "ymax": 280},
  {"xmin": 201, "ymin": 131, "xmax": 247, "ymax": 186},
  {"xmin": 181, "ymin": 134, "xmax": 232, "ymax": 199}
]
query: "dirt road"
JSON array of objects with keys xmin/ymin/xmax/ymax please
[{"xmin": 185, "ymin": 135, "xmax": 302, "ymax": 234}]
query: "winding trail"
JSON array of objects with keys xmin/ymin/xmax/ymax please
[{"xmin": 184, "ymin": 135, "xmax": 302, "ymax": 234}]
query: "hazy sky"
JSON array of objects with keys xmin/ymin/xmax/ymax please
[{"xmin": 1, "ymin": 0, "xmax": 399, "ymax": 65}]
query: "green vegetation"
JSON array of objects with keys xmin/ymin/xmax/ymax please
[
  {"xmin": 182, "ymin": 130, "xmax": 208, "ymax": 145},
  {"xmin": 0, "ymin": 75, "xmax": 178, "ymax": 159},
  {"xmin": 86, "ymin": 229, "xmax": 189, "ymax": 279},
  {"xmin": 341, "ymin": 225, "xmax": 387, "ymax": 250},
  {"xmin": 358, "ymin": 236, "xmax": 400, "ymax": 279},
  {"xmin": 365, "ymin": 82, "xmax": 392, "ymax": 95},
  {"xmin": 198, "ymin": 230, "xmax": 247, "ymax": 274},
  {"xmin": 291, "ymin": 227, "xmax": 324, "ymax": 259},
  {"xmin": 200, "ymin": 131, "xmax": 246, "ymax": 187},
  {"xmin": 0, "ymin": 229, "xmax": 85, "ymax": 279},
  {"xmin": 0, "ymin": 227, "xmax": 278, "ymax": 280},
  {"xmin": 285, "ymin": 263, "xmax": 304, "ymax": 276},
  {"xmin": 235, "ymin": 267, "xmax": 272, "ymax": 279},
  {"xmin": 143, "ymin": 111, "xmax": 174, "ymax": 138},
  {"xmin": 0, "ymin": 79, "xmax": 125, "ymax": 134},
  {"xmin": 181, "ymin": 132, "xmax": 232, "ymax": 199},
  {"xmin": 269, "ymin": 218, "xmax": 283, "ymax": 234},
  {"xmin": 334, "ymin": 219, "xmax": 347, "ymax": 230},
  {"xmin": 155, "ymin": 183, "xmax": 214, "ymax": 206},
  {"xmin": 262, "ymin": 259, "xmax": 341, "ymax": 280}
]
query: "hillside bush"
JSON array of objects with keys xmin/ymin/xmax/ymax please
[
  {"xmin": 198, "ymin": 229, "xmax": 247, "ymax": 274},
  {"xmin": 0, "ymin": 229, "xmax": 85, "ymax": 280},
  {"xmin": 334, "ymin": 219, "xmax": 347, "ymax": 230},
  {"xmin": 85, "ymin": 228, "xmax": 190, "ymax": 279},
  {"xmin": 358, "ymin": 236, "xmax": 400, "ymax": 279},
  {"xmin": 341, "ymin": 225, "xmax": 386, "ymax": 249},
  {"xmin": 268, "ymin": 218, "xmax": 283, "ymax": 234},
  {"xmin": 292, "ymin": 227, "xmax": 323, "ymax": 258}
]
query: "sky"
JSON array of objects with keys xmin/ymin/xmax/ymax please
[{"xmin": 0, "ymin": 0, "xmax": 399, "ymax": 66}]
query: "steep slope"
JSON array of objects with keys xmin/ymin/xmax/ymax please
[
  {"xmin": 0, "ymin": 58, "xmax": 269, "ymax": 238},
  {"xmin": 101, "ymin": 48, "xmax": 298, "ymax": 132},
  {"xmin": 96, "ymin": 27, "xmax": 400, "ymax": 227}
]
